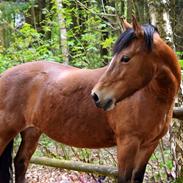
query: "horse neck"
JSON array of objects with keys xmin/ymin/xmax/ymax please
[
  {"xmin": 159, "ymin": 41, "xmax": 181, "ymax": 88},
  {"xmin": 68, "ymin": 66, "xmax": 108, "ymax": 93},
  {"xmin": 146, "ymin": 48, "xmax": 181, "ymax": 106},
  {"xmin": 83, "ymin": 66, "xmax": 107, "ymax": 84},
  {"xmin": 92, "ymin": 66, "xmax": 107, "ymax": 75}
]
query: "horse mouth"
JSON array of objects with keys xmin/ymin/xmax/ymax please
[{"xmin": 102, "ymin": 98, "xmax": 115, "ymax": 111}]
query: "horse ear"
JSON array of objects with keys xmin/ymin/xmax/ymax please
[
  {"xmin": 120, "ymin": 17, "xmax": 132, "ymax": 30},
  {"xmin": 132, "ymin": 16, "xmax": 143, "ymax": 37}
]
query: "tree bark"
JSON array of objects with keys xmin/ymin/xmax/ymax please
[
  {"xmin": 147, "ymin": 0, "xmax": 175, "ymax": 49},
  {"xmin": 100, "ymin": 0, "xmax": 109, "ymax": 65},
  {"xmin": 25, "ymin": 0, "xmax": 46, "ymax": 33},
  {"xmin": 30, "ymin": 156, "xmax": 118, "ymax": 177},
  {"xmin": 0, "ymin": 27, "xmax": 4, "ymax": 47},
  {"xmin": 173, "ymin": 107, "xmax": 183, "ymax": 120},
  {"xmin": 56, "ymin": 0, "xmax": 69, "ymax": 64}
]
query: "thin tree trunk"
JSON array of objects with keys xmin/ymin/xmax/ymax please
[
  {"xmin": 127, "ymin": 0, "xmax": 132, "ymax": 22},
  {"xmin": 25, "ymin": 0, "xmax": 46, "ymax": 32},
  {"xmin": 0, "ymin": 27, "xmax": 4, "ymax": 47},
  {"xmin": 147, "ymin": 0, "xmax": 175, "ymax": 49},
  {"xmin": 124, "ymin": 0, "xmax": 128, "ymax": 18},
  {"xmin": 56, "ymin": 0, "xmax": 69, "ymax": 64},
  {"xmin": 100, "ymin": 0, "xmax": 109, "ymax": 65}
]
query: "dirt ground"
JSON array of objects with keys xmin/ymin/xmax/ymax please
[{"xmin": 26, "ymin": 164, "xmax": 114, "ymax": 183}]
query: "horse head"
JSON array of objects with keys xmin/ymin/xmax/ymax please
[{"xmin": 91, "ymin": 17, "xmax": 180, "ymax": 111}]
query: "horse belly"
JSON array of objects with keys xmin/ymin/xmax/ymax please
[{"xmin": 41, "ymin": 113, "xmax": 116, "ymax": 148}]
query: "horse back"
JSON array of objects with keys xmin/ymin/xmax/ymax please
[{"xmin": 0, "ymin": 61, "xmax": 77, "ymax": 123}]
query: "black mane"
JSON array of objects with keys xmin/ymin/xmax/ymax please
[{"xmin": 113, "ymin": 24, "xmax": 158, "ymax": 54}]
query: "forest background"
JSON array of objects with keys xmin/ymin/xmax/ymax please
[{"xmin": 0, "ymin": 0, "xmax": 183, "ymax": 182}]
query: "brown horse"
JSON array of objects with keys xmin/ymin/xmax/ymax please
[{"xmin": 0, "ymin": 18, "xmax": 181, "ymax": 183}]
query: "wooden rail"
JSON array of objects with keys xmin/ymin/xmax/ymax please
[{"xmin": 173, "ymin": 107, "xmax": 183, "ymax": 120}]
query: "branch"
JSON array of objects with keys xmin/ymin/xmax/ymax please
[
  {"xmin": 74, "ymin": 0, "xmax": 119, "ymax": 30},
  {"xmin": 173, "ymin": 107, "xmax": 183, "ymax": 120},
  {"xmin": 30, "ymin": 156, "xmax": 118, "ymax": 177}
]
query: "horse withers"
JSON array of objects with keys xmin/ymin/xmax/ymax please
[{"xmin": 0, "ymin": 17, "xmax": 181, "ymax": 183}]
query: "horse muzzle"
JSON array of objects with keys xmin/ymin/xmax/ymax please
[{"xmin": 91, "ymin": 92, "xmax": 115, "ymax": 111}]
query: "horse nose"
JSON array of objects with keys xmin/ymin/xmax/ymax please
[
  {"xmin": 91, "ymin": 92, "xmax": 99, "ymax": 102},
  {"xmin": 91, "ymin": 92, "xmax": 100, "ymax": 107}
]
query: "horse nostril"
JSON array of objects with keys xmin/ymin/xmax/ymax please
[{"xmin": 92, "ymin": 92, "xmax": 99, "ymax": 103}]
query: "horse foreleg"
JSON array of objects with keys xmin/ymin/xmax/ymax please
[
  {"xmin": 132, "ymin": 141, "xmax": 159, "ymax": 183},
  {"xmin": 14, "ymin": 127, "xmax": 41, "ymax": 183},
  {"xmin": 116, "ymin": 136, "xmax": 140, "ymax": 183}
]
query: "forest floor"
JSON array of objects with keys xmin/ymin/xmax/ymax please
[{"xmin": 26, "ymin": 164, "xmax": 114, "ymax": 183}]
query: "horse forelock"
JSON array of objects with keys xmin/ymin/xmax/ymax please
[{"xmin": 113, "ymin": 24, "xmax": 158, "ymax": 54}]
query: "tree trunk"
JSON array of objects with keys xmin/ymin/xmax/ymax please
[
  {"xmin": 100, "ymin": 0, "xmax": 109, "ymax": 65},
  {"xmin": 0, "ymin": 27, "xmax": 4, "ymax": 47},
  {"xmin": 25, "ymin": 0, "xmax": 46, "ymax": 32},
  {"xmin": 147, "ymin": 0, "xmax": 175, "ymax": 49},
  {"xmin": 56, "ymin": 0, "xmax": 69, "ymax": 64}
]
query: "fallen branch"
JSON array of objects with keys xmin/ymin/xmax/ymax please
[
  {"xmin": 173, "ymin": 107, "xmax": 183, "ymax": 120},
  {"xmin": 30, "ymin": 156, "xmax": 118, "ymax": 177}
]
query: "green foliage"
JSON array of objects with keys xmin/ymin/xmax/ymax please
[
  {"xmin": 101, "ymin": 37, "xmax": 115, "ymax": 49},
  {"xmin": 176, "ymin": 51, "xmax": 183, "ymax": 56},
  {"xmin": 0, "ymin": 0, "xmax": 182, "ymax": 72},
  {"xmin": 0, "ymin": 23, "xmax": 58, "ymax": 66},
  {"xmin": 173, "ymin": 176, "xmax": 183, "ymax": 183},
  {"xmin": 179, "ymin": 60, "xmax": 183, "ymax": 69},
  {"xmin": 0, "ymin": 0, "xmax": 117, "ymax": 71},
  {"xmin": 0, "ymin": 1, "xmax": 30, "ymax": 23},
  {"xmin": 147, "ymin": 147, "xmax": 174, "ymax": 182},
  {"xmin": 177, "ymin": 51, "xmax": 183, "ymax": 69},
  {"xmin": 61, "ymin": 0, "xmax": 115, "ymax": 68}
]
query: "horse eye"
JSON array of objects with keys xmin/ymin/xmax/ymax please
[{"xmin": 120, "ymin": 55, "xmax": 130, "ymax": 63}]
